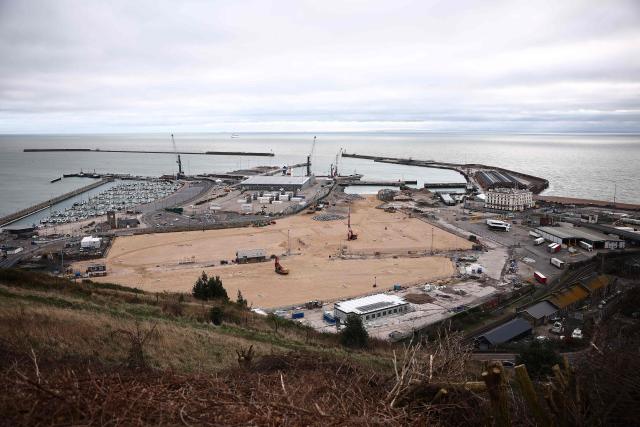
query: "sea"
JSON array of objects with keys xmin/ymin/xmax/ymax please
[{"xmin": 1, "ymin": 132, "xmax": 639, "ymax": 219}]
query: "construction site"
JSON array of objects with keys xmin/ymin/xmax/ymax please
[{"xmin": 73, "ymin": 195, "xmax": 473, "ymax": 308}]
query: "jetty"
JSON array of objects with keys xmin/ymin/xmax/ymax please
[
  {"xmin": 338, "ymin": 179, "xmax": 418, "ymax": 187},
  {"xmin": 24, "ymin": 148, "xmax": 274, "ymax": 157}
]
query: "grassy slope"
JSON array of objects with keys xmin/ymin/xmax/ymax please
[{"xmin": 0, "ymin": 269, "xmax": 392, "ymax": 373}]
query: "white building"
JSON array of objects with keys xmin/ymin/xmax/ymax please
[
  {"xmin": 334, "ymin": 293, "xmax": 409, "ymax": 323},
  {"xmin": 80, "ymin": 236, "xmax": 102, "ymax": 249},
  {"xmin": 485, "ymin": 188, "xmax": 534, "ymax": 211}
]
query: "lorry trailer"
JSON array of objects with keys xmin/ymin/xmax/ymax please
[
  {"xmin": 534, "ymin": 271, "xmax": 547, "ymax": 284},
  {"xmin": 534, "ymin": 237, "xmax": 545, "ymax": 246},
  {"xmin": 550, "ymin": 257, "xmax": 565, "ymax": 269},
  {"xmin": 529, "ymin": 231, "xmax": 541, "ymax": 238},
  {"xmin": 579, "ymin": 241, "xmax": 593, "ymax": 252},
  {"xmin": 547, "ymin": 243, "xmax": 561, "ymax": 253}
]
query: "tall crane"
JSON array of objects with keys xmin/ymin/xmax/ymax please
[
  {"xmin": 331, "ymin": 147, "xmax": 343, "ymax": 177},
  {"xmin": 171, "ymin": 133, "xmax": 184, "ymax": 179},
  {"xmin": 306, "ymin": 136, "xmax": 317, "ymax": 177}
]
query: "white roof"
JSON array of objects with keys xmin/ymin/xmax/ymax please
[
  {"xmin": 241, "ymin": 176, "xmax": 310, "ymax": 186},
  {"xmin": 81, "ymin": 236, "xmax": 101, "ymax": 242},
  {"xmin": 335, "ymin": 293, "xmax": 407, "ymax": 315}
]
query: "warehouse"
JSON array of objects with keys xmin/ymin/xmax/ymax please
[
  {"xmin": 475, "ymin": 317, "xmax": 532, "ymax": 350},
  {"xmin": 334, "ymin": 293, "xmax": 409, "ymax": 323},
  {"xmin": 535, "ymin": 226, "xmax": 625, "ymax": 249},
  {"xmin": 520, "ymin": 301, "xmax": 557, "ymax": 326},
  {"xmin": 240, "ymin": 175, "xmax": 313, "ymax": 192}
]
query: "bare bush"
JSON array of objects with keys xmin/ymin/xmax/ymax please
[{"xmin": 111, "ymin": 322, "xmax": 159, "ymax": 369}]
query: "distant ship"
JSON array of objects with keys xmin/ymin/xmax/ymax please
[{"xmin": 231, "ymin": 133, "xmax": 240, "ymax": 139}]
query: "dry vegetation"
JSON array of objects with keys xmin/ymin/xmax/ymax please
[{"xmin": 0, "ymin": 269, "xmax": 638, "ymax": 426}]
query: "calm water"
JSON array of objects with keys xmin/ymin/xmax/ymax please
[{"xmin": 1, "ymin": 132, "xmax": 639, "ymax": 217}]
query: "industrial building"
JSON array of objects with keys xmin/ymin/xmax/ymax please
[
  {"xmin": 80, "ymin": 236, "xmax": 102, "ymax": 250},
  {"xmin": 240, "ymin": 175, "xmax": 313, "ymax": 192},
  {"xmin": 475, "ymin": 317, "xmax": 532, "ymax": 349},
  {"xmin": 484, "ymin": 188, "xmax": 534, "ymax": 211},
  {"xmin": 520, "ymin": 301, "xmax": 558, "ymax": 326},
  {"xmin": 333, "ymin": 293, "xmax": 409, "ymax": 323},
  {"xmin": 235, "ymin": 248, "xmax": 267, "ymax": 264},
  {"xmin": 475, "ymin": 170, "xmax": 524, "ymax": 190},
  {"xmin": 536, "ymin": 226, "xmax": 626, "ymax": 249}
]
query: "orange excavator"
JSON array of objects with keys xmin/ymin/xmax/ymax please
[
  {"xmin": 274, "ymin": 256, "xmax": 289, "ymax": 275},
  {"xmin": 347, "ymin": 204, "xmax": 358, "ymax": 241}
]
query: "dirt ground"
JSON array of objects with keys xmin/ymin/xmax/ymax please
[{"xmin": 75, "ymin": 197, "xmax": 473, "ymax": 308}]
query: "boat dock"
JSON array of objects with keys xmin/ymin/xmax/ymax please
[
  {"xmin": 0, "ymin": 178, "xmax": 111, "ymax": 227},
  {"xmin": 24, "ymin": 148, "xmax": 274, "ymax": 157}
]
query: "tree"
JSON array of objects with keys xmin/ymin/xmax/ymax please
[
  {"xmin": 340, "ymin": 315, "xmax": 368, "ymax": 348},
  {"xmin": 516, "ymin": 340, "xmax": 561, "ymax": 379},
  {"xmin": 192, "ymin": 271, "xmax": 209, "ymax": 300},
  {"xmin": 192, "ymin": 271, "xmax": 229, "ymax": 301},
  {"xmin": 236, "ymin": 289, "xmax": 248, "ymax": 308}
]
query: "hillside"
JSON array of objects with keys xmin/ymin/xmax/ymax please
[{"xmin": 0, "ymin": 269, "xmax": 638, "ymax": 426}]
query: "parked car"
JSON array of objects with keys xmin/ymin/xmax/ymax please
[{"xmin": 571, "ymin": 328, "xmax": 583, "ymax": 339}]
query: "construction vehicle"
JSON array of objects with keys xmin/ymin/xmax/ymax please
[
  {"xmin": 171, "ymin": 133, "xmax": 184, "ymax": 179},
  {"xmin": 274, "ymin": 256, "xmax": 289, "ymax": 275},
  {"xmin": 347, "ymin": 204, "xmax": 358, "ymax": 240}
]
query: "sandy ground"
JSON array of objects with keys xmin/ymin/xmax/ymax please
[{"xmin": 75, "ymin": 197, "xmax": 473, "ymax": 308}]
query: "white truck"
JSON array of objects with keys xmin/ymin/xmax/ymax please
[
  {"xmin": 550, "ymin": 257, "xmax": 565, "ymax": 269},
  {"xmin": 579, "ymin": 241, "xmax": 593, "ymax": 252},
  {"xmin": 534, "ymin": 237, "xmax": 545, "ymax": 246}
]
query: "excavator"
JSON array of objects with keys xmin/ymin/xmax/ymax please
[
  {"xmin": 347, "ymin": 204, "xmax": 358, "ymax": 241},
  {"xmin": 274, "ymin": 256, "xmax": 289, "ymax": 275}
]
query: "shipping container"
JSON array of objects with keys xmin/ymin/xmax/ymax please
[
  {"xmin": 534, "ymin": 271, "xmax": 547, "ymax": 284},
  {"xmin": 550, "ymin": 257, "xmax": 565, "ymax": 269},
  {"xmin": 534, "ymin": 237, "xmax": 545, "ymax": 246}
]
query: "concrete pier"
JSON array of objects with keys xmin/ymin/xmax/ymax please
[{"xmin": 24, "ymin": 148, "xmax": 274, "ymax": 157}]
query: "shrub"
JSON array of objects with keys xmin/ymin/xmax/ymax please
[
  {"xmin": 516, "ymin": 340, "xmax": 561, "ymax": 379},
  {"xmin": 340, "ymin": 315, "xmax": 368, "ymax": 348},
  {"xmin": 209, "ymin": 306, "xmax": 224, "ymax": 325}
]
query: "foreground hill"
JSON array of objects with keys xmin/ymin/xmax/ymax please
[{"xmin": 0, "ymin": 269, "xmax": 638, "ymax": 426}]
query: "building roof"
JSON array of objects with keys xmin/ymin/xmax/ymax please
[
  {"xmin": 81, "ymin": 236, "xmax": 101, "ymax": 243},
  {"xmin": 335, "ymin": 293, "xmax": 407, "ymax": 315},
  {"xmin": 236, "ymin": 248, "xmax": 266, "ymax": 258},
  {"xmin": 547, "ymin": 285, "xmax": 589, "ymax": 309},
  {"xmin": 536, "ymin": 226, "xmax": 621, "ymax": 243},
  {"xmin": 523, "ymin": 301, "xmax": 558, "ymax": 320},
  {"xmin": 579, "ymin": 275, "xmax": 611, "ymax": 293},
  {"xmin": 478, "ymin": 317, "xmax": 532, "ymax": 345},
  {"xmin": 241, "ymin": 176, "xmax": 311, "ymax": 186}
]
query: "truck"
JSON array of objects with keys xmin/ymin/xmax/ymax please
[
  {"xmin": 579, "ymin": 241, "xmax": 593, "ymax": 252},
  {"xmin": 529, "ymin": 231, "xmax": 541, "ymax": 238},
  {"xmin": 550, "ymin": 257, "xmax": 565, "ymax": 269},
  {"xmin": 486, "ymin": 219, "xmax": 510, "ymax": 232},
  {"xmin": 547, "ymin": 243, "xmax": 561, "ymax": 253},
  {"xmin": 534, "ymin": 271, "xmax": 547, "ymax": 284},
  {"xmin": 534, "ymin": 237, "xmax": 545, "ymax": 246}
]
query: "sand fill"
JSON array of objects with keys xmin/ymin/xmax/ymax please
[{"xmin": 77, "ymin": 197, "xmax": 473, "ymax": 308}]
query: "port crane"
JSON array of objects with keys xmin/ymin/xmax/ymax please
[
  {"xmin": 171, "ymin": 133, "xmax": 184, "ymax": 179},
  {"xmin": 306, "ymin": 136, "xmax": 317, "ymax": 177},
  {"xmin": 347, "ymin": 203, "xmax": 358, "ymax": 240},
  {"xmin": 331, "ymin": 147, "xmax": 343, "ymax": 178}
]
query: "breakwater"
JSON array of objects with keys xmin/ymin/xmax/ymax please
[
  {"xmin": 0, "ymin": 179, "xmax": 111, "ymax": 227},
  {"xmin": 342, "ymin": 153, "xmax": 549, "ymax": 194},
  {"xmin": 24, "ymin": 148, "xmax": 274, "ymax": 157}
]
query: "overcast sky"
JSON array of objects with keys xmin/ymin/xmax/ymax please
[{"xmin": 1, "ymin": 0, "xmax": 639, "ymax": 133}]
